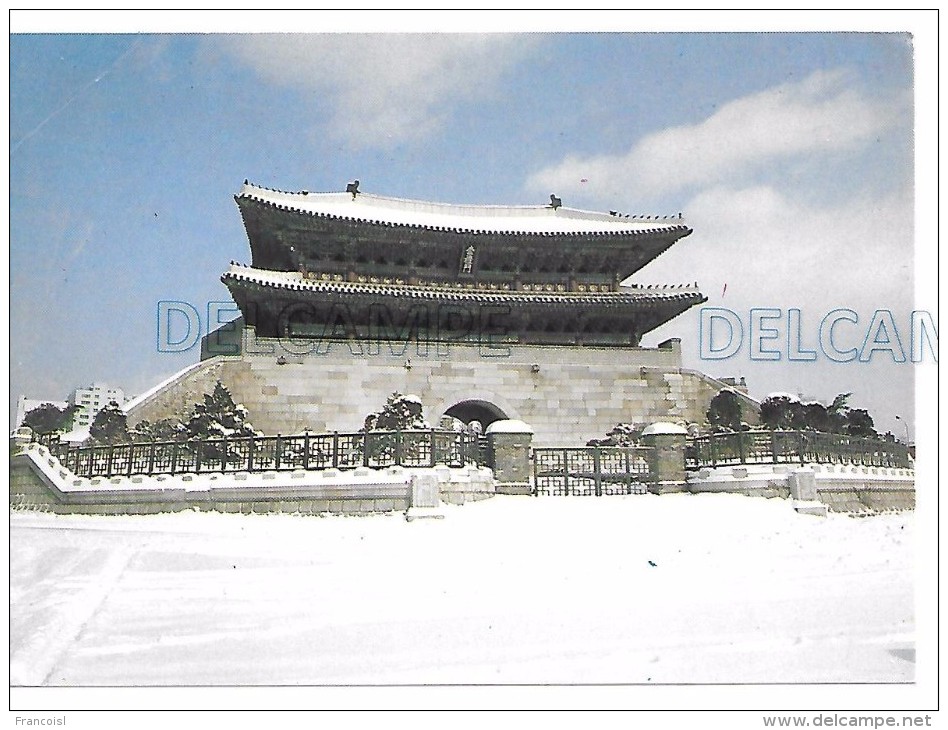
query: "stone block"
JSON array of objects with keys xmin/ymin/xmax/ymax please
[
  {"xmin": 789, "ymin": 469, "xmax": 817, "ymax": 501},
  {"xmin": 342, "ymin": 500, "xmax": 361, "ymax": 514},
  {"xmin": 406, "ymin": 473, "xmax": 445, "ymax": 520},
  {"xmin": 793, "ymin": 500, "xmax": 828, "ymax": 517},
  {"xmin": 495, "ymin": 483, "xmax": 533, "ymax": 495}
]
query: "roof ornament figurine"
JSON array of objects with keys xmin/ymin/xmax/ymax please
[
  {"xmin": 346, "ymin": 179, "xmax": 360, "ymax": 199},
  {"xmin": 549, "ymin": 194, "xmax": 562, "ymax": 210}
]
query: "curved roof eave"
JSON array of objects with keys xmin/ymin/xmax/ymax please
[
  {"xmin": 221, "ymin": 264, "xmax": 706, "ymax": 307},
  {"xmin": 236, "ymin": 181, "xmax": 692, "ymax": 239}
]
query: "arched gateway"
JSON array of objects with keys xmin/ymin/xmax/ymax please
[
  {"xmin": 444, "ymin": 400, "xmax": 508, "ymax": 430},
  {"xmin": 128, "ymin": 180, "xmax": 737, "ymax": 447}
]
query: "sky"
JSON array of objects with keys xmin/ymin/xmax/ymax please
[{"xmin": 8, "ymin": 12, "xmax": 936, "ymax": 440}]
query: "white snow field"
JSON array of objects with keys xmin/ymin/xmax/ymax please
[{"xmin": 9, "ymin": 493, "xmax": 913, "ymax": 687}]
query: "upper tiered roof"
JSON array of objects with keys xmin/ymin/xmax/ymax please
[
  {"xmin": 236, "ymin": 180, "xmax": 689, "ymax": 237},
  {"xmin": 235, "ymin": 180, "xmax": 694, "ymax": 286}
]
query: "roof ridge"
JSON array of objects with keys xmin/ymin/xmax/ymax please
[{"xmin": 239, "ymin": 180, "xmax": 687, "ymax": 227}]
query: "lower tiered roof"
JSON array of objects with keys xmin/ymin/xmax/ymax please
[{"xmin": 222, "ymin": 263, "xmax": 706, "ymax": 347}]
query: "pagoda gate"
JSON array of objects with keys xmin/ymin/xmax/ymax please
[{"xmin": 130, "ymin": 181, "xmax": 730, "ymax": 446}]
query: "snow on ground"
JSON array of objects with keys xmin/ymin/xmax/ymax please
[{"xmin": 9, "ymin": 493, "xmax": 913, "ymax": 687}]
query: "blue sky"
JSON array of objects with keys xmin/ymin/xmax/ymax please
[{"xmin": 8, "ymin": 15, "xmax": 934, "ymax": 438}]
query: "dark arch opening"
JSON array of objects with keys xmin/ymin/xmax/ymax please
[{"xmin": 443, "ymin": 400, "xmax": 508, "ymax": 429}]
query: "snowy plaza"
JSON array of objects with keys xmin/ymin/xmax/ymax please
[{"xmin": 10, "ymin": 493, "xmax": 913, "ymax": 687}]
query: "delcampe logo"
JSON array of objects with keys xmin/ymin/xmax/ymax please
[{"xmin": 699, "ymin": 307, "xmax": 937, "ymax": 363}]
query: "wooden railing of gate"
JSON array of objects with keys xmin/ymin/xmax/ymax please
[
  {"xmin": 34, "ymin": 430, "xmax": 483, "ymax": 480},
  {"xmin": 533, "ymin": 446, "xmax": 653, "ymax": 496},
  {"xmin": 685, "ymin": 430, "xmax": 911, "ymax": 470}
]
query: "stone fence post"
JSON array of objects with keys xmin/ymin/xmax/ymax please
[
  {"xmin": 641, "ymin": 422, "xmax": 688, "ymax": 494},
  {"xmin": 11, "ymin": 426, "xmax": 33, "ymax": 453},
  {"xmin": 486, "ymin": 419, "xmax": 534, "ymax": 495}
]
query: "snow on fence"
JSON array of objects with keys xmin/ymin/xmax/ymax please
[
  {"xmin": 532, "ymin": 446, "xmax": 653, "ymax": 496},
  {"xmin": 35, "ymin": 430, "xmax": 485, "ymax": 480},
  {"xmin": 685, "ymin": 430, "xmax": 911, "ymax": 470}
]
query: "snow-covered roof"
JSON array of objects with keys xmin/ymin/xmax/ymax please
[
  {"xmin": 485, "ymin": 419, "xmax": 534, "ymax": 435},
  {"xmin": 222, "ymin": 263, "xmax": 703, "ymax": 305},
  {"xmin": 641, "ymin": 422, "xmax": 688, "ymax": 436},
  {"xmin": 238, "ymin": 181, "xmax": 688, "ymax": 236},
  {"xmin": 765, "ymin": 392, "xmax": 801, "ymax": 402}
]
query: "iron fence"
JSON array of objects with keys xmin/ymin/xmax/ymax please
[
  {"xmin": 685, "ymin": 430, "xmax": 911, "ymax": 470},
  {"xmin": 34, "ymin": 429, "xmax": 483, "ymax": 479},
  {"xmin": 533, "ymin": 446, "xmax": 653, "ymax": 496}
]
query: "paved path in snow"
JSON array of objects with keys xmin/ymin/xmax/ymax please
[{"xmin": 9, "ymin": 494, "xmax": 914, "ymax": 686}]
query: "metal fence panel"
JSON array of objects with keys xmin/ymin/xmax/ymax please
[
  {"xmin": 533, "ymin": 446, "xmax": 652, "ymax": 496},
  {"xmin": 686, "ymin": 430, "xmax": 911, "ymax": 470},
  {"xmin": 31, "ymin": 429, "xmax": 484, "ymax": 479}
]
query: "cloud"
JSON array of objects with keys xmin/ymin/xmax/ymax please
[
  {"xmin": 639, "ymin": 183, "xmax": 913, "ymax": 308},
  {"xmin": 638, "ymin": 182, "xmax": 915, "ymax": 433},
  {"xmin": 215, "ymin": 34, "xmax": 539, "ymax": 148},
  {"xmin": 527, "ymin": 69, "xmax": 907, "ymax": 205}
]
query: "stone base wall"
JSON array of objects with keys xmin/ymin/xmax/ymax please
[
  {"xmin": 679, "ymin": 369, "xmax": 761, "ymax": 427},
  {"xmin": 10, "ymin": 445, "xmax": 494, "ymax": 517},
  {"xmin": 128, "ymin": 331, "xmax": 753, "ymax": 448},
  {"xmin": 687, "ymin": 463, "xmax": 915, "ymax": 513},
  {"xmin": 126, "ymin": 358, "xmax": 253, "ymax": 428},
  {"xmin": 812, "ymin": 463, "xmax": 916, "ymax": 514}
]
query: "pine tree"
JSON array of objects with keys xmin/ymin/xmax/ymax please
[
  {"xmin": 133, "ymin": 418, "xmax": 186, "ymax": 442},
  {"xmin": 845, "ymin": 409, "xmax": 876, "ymax": 438},
  {"xmin": 800, "ymin": 402, "xmax": 830, "ymax": 432},
  {"xmin": 759, "ymin": 396, "xmax": 801, "ymax": 430},
  {"xmin": 185, "ymin": 381, "xmax": 258, "ymax": 440},
  {"xmin": 89, "ymin": 401, "xmax": 130, "ymax": 444},
  {"xmin": 182, "ymin": 381, "xmax": 259, "ymax": 467},
  {"xmin": 586, "ymin": 422, "xmax": 643, "ymax": 446},
  {"xmin": 361, "ymin": 393, "xmax": 429, "ymax": 464},
  {"xmin": 22, "ymin": 403, "xmax": 77, "ymax": 435},
  {"xmin": 362, "ymin": 392, "xmax": 428, "ymax": 432},
  {"xmin": 827, "ymin": 392, "xmax": 852, "ymax": 434},
  {"xmin": 707, "ymin": 390, "xmax": 743, "ymax": 432}
]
